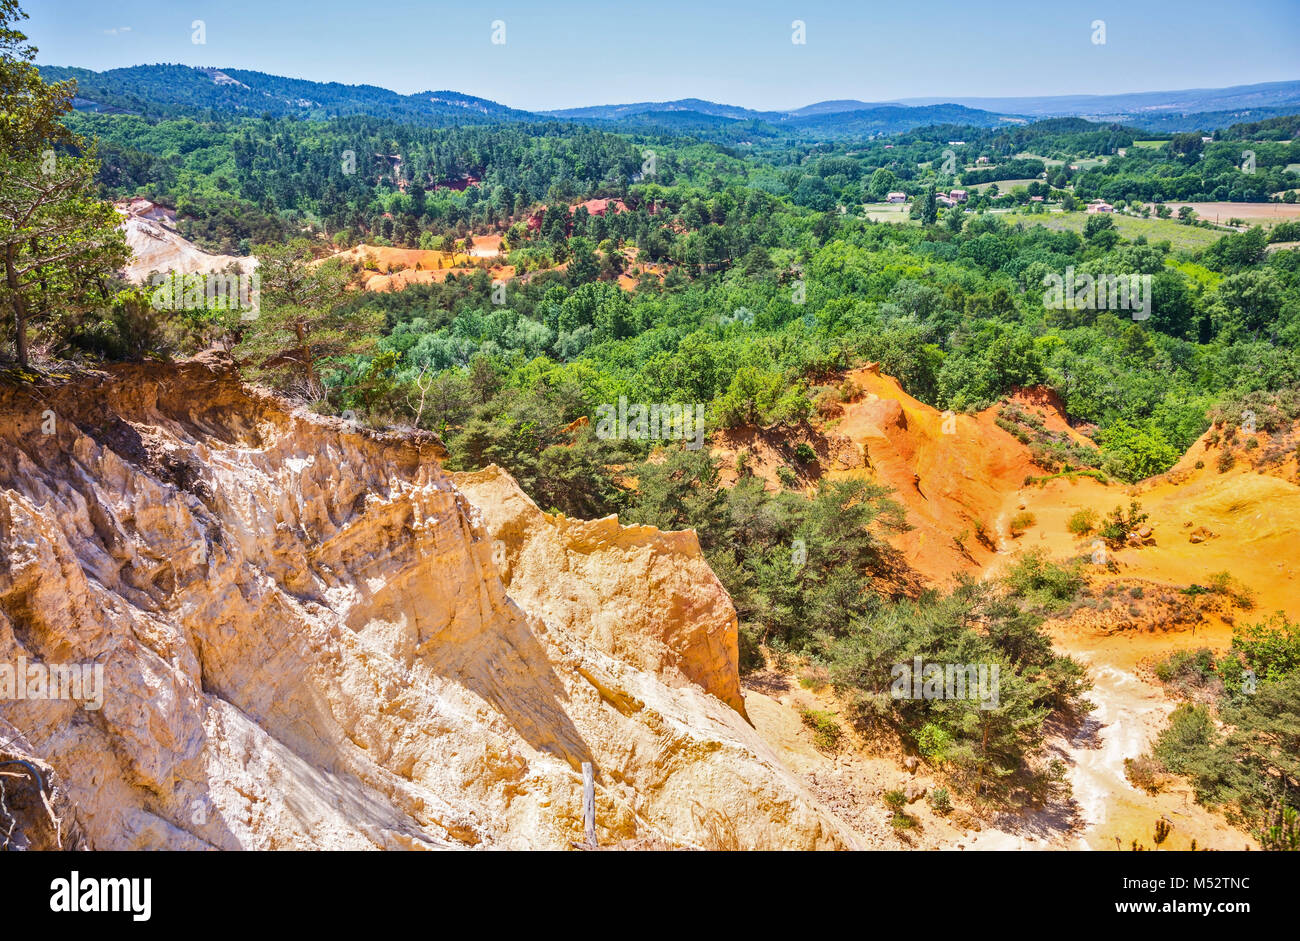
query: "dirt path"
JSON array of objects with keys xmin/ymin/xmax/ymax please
[
  {"xmin": 963, "ymin": 638, "xmax": 1253, "ymax": 851},
  {"xmin": 746, "ymin": 624, "xmax": 1254, "ymax": 851}
]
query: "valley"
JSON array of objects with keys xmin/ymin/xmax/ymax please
[{"xmin": 3, "ymin": 0, "xmax": 1299, "ymax": 859}]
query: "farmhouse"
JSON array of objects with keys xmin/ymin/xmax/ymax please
[
  {"xmin": 1030, "ymin": 195, "xmax": 1044, "ymax": 202},
  {"xmin": 975, "ymin": 156, "xmax": 990, "ymax": 165},
  {"xmin": 886, "ymin": 191, "xmax": 908, "ymax": 203},
  {"xmin": 936, "ymin": 194, "xmax": 957, "ymax": 207},
  {"xmin": 950, "ymin": 189, "xmax": 968, "ymax": 202},
  {"xmin": 1086, "ymin": 200, "xmax": 1114, "ymax": 214}
]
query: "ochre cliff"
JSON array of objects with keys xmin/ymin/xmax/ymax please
[
  {"xmin": 451, "ymin": 465, "xmax": 746, "ymax": 717},
  {"xmin": 0, "ymin": 354, "xmax": 855, "ymax": 849}
]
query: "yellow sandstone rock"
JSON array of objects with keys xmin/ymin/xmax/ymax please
[{"xmin": 0, "ymin": 354, "xmax": 855, "ymax": 850}]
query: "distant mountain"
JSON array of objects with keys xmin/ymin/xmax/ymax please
[
  {"xmin": 550, "ymin": 100, "xmax": 1019, "ymax": 138},
  {"xmin": 788, "ymin": 100, "xmax": 882, "ymax": 117},
  {"xmin": 37, "ymin": 64, "xmax": 534, "ymax": 125},
  {"xmin": 546, "ymin": 96, "xmax": 1014, "ymax": 129},
  {"xmin": 37, "ymin": 65, "xmax": 1300, "ymax": 137},
  {"xmin": 893, "ymin": 80, "xmax": 1300, "ymax": 120},
  {"xmin": 1093, "ymin": 106, "xmax": 1300, "ymax": 134},
  {"xmin": 560, "ymin": 81, "xmax": 1300, "ymax": 134},
  {"xmin": 787, "ymin": 104, "xmax": 1020, "ymax": 136},
  {"xmin": 543, "ymin": 98, "xmax": 784, "ymax": 122}
]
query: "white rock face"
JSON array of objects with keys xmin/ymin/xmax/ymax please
[{"xmin": 0, "ymin": 355, "xmax": 856, "ymax": 850}]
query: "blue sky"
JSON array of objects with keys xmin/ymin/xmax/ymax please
[{"xmin": 20, "ymin": 0, "xmax": 1300, "ymax": 112}]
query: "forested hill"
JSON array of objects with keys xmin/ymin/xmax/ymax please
[
  {"xmin": 38, "ymin": 64, "xmax": 536, "ymax": 125},
  {"xmin": 40, "ymin": 63, "xmax": 1020, "ymax": 138}
]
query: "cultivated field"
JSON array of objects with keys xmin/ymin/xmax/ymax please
[
  {"xmin": 1155, "ymin": 201, "xmax": 1300, "ymax": 227},
  {"xmin": 999, "ymin": 211, "xmax": 1228, "ymax": 249},
  {"xmin": 860, "ymin": 202, "xmax": 918, "ymax": 223},
  {"xmin": 971, "ymin": 178, "xmax": 1040, "ymax": 193}
]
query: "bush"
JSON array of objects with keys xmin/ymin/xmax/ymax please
[
  {"xmin": 1152, "ymin": 704, "xmax": 1216, "ymax": 775},
  {"xmin": 883, "ymin": 789, "xmax": 907, "ymax": 813},
  {"xmin": 794, "ymin": 442, "xmax": 818, "ymax": 463},
  {"xmin": 929, "ymin": 786, "xmax": 953, "ymax": 815},
  {"xmin": 1208, "ymin": 571, "xmax": 1255, "ymax": 610},
  {"xmin": 1005, "ymin": 549, "xmax": 1085, "ymax": 606},
  {"xmin": 1230, "ymin": 612, "xmax": 1300, "ymax": 684},
  {"xmin": 1067, "ymin": 508, "xmax": 1098, "ymax": 535},
  {"xmin": 1153, "ymin": 647, "xmax": 1224, "ymax": 700},
  {"xmin": 916, "ymin": 723, "xmax": 952, "ymax": 760},
  {"xmin": 1009, "ymin": 511, "xmax": 1036, "ymax": 536},
  {"xmin": 776, "ymin": 465, "xmax": 799, "ymax": 488},
  {"xmin": 1098, "ymin": 500, "xmax": 1149, "ymax": 548},
  {"xmin": 1124, "ymin": 755, "xmax": 1166, "ymax": 794}
]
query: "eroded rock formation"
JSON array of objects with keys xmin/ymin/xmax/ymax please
[{"xmin": 0, "ymin": 354, "xmax": 854, "ymax": 850}]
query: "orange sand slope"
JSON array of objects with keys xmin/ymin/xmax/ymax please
[
  {"xmin": 811, "ymin": 365, "xmax": 1299, "ymax": 619},
  {"xmin": 820, "ymin": 365, "xmax": 1045, "ymax": 584},
  {"xmin": 321, "ymin": 244, "xmax": 514, "ymax": 292},
  {"xmin": 1015, "ymin": 429, "xmax": 1300, "ymax": 620}
]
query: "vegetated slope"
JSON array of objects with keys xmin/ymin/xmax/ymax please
[{"xmin": 0, "ymin": 355, "xmax": 858, "ymax": 850}]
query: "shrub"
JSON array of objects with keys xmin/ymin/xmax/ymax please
[
  {"xmin": 916, "ymin": 723, "xmax": 952, "ymax": 760},
  {"xmin": 1153, "ymin": 704, "xmax": 1216, "ymax": 775},
  {"xmin": 1067, "ymin": 508, "xmax": 1098, "ymax": 535},
  {"xmin": 1098, "ymin": 500, "xmax": 1149, "ymax": 548},
  {"xmin": 1153, "ymin": 647, "xmax": 1222, "ymax": 699},
  {"xmin": 929, "ymin": 786, "xmax": 953, "ymax": 815},
  {"xmin": 882, "ymin": 789, "xmax": 907, "ymax": 813},
  {"xmin": 1217, "ymin": 449, "xmax": 1236, "ymax": 473},
  {"xmin": 1005, "ymin": 549, "xmax": 1085, "ymax": 605},
  {"xmin": 1124, "ymin": 755, "xmax": 1166, "ymax": 794},
  {"xmin": 1230, "ymin": 612, "xmax": 1300, "ymax": 683},
  {"xmin": 1009, "ymin": 511, "xmax": 1036, "ymax": 536},
  {"xmin": 794, "ymin": 442, "xmax": 818, "ymax": 463},
  {"xmin": 776, "ymin": 465, "xmax": 799, "ymax": 488}
]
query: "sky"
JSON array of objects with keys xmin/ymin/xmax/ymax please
[{"xmin": 19, "ymin": 0, "xmax": 1300, "ymax": 113}]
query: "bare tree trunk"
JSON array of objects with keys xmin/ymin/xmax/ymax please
[
  {"xmin": 409, "ymin": 363, "xmax": 433, "ymax": 428},
  {"xmin": 293, "ymin": 319, "xmax": 316, "ymax": 391},
  {"xmin": 5, "ymin": 247, "xmax": 27, "ymax": 368}
]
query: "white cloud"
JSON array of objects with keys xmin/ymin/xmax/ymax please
[{"xmin": 103, "ymin": 27, "xmax": 133, "ymax": 36}]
